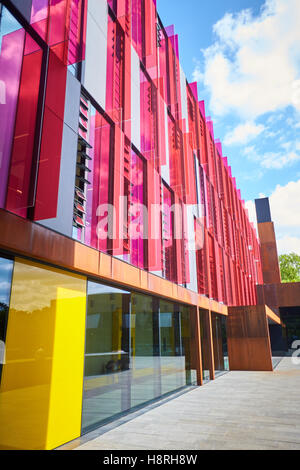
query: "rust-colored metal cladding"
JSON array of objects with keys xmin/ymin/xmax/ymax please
[
  {"xmin": 0, "ymin": 209, "xmax": 227, "ymax": 313},
  {"xmin": 227, "ymin": 305, "xmax": 274, "ymax": 371},
  {"xmin": 257, "ymin": 222, "xmax": 281, "ymax": 285},
  {"xmin": 257, "ymin": 282, "xmax": 300, "ymax": 309}
]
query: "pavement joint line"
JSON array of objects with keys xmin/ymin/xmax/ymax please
[{"xmin": 57, "ymin": 358, "xmax": 300, "ymax": 451}]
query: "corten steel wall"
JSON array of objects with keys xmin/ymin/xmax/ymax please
[
  {"xmin": 0, "ymin": 0, "xmax": 262, "ymax": 306},
  {"xmin": 257, "ymin": 282, "xmax": 300, "ymax": 309},
  {"xmin": 227, "ymin": 305, "xmax": 274, "ymax": 371},
  {"xmin": 257, "ymin": 222, "xmax": 281, "ymax": 285}
]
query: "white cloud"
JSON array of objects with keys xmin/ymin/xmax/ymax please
[
  {"xmin": 224, "ymin": 121, "xmax": 265, "ymax": 145},
  {"xmin": 269, "ymin": 179, "xmax": 300, "ymax": 228},
  {"xmin": 243, "ymin": 145, "xmax": 300, "ymax": 169},
  {"xmin": 192, "ymin": 60, "xmax": 204, "ymax": 82},
  {"xmin": 196, "ymin": 0, "xmax": 300, "ymax": 119},
  {"xmin": 245, "ymin": 199, "xmax": 258, "ymax": 232},
  {"xmin": 261, "ymin": 151, "xmax": 300, "ymax": 169},
  {"xmin": 270, "ymin": 180, "xmax": 300, "ymax": 255},
  {"xmin": 246, "ymin": 179, "xmax": 300, "ymax": 255},
  {"xmin": 277, "ymin": 236, "xmax": 300, "ymax": 255}
]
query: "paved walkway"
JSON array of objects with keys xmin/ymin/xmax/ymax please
[{"xmin": 63, "ymin": 358, "xmax": 300, "ymax": 450}]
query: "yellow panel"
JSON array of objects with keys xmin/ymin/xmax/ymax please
[{"xmin": 0, "ymin": 258, "xmax": 87, "ymax": 450}]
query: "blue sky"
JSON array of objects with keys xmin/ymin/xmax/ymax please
[{"xmin": 157, "ymin": 0, "xmax": 300, "ymax": 255}]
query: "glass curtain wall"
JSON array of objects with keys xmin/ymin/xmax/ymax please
[
  {"xmin": 199, "ymin": 309, "xmax": 211, "ymax": 382},
  {"xmin": 82, "ymin": 281, "xmax": 195, "ymax": 433},
  {"xmin": 0, "ymin": 6, "xmax": 44, "ymax": 216},
  {"xmin": 82, "ymin": 282, "xmax": 131, "ymax": 431},
  {"xmin": 211, "ymin": 312, "xmax": 229, "ymax": 377},
  {"xmin": 0, "ymin": 256, "xmax": 14, "ymax": 381}
]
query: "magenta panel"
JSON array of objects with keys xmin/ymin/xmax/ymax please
[
  {"xmin": 5, "ymin": 33, "xmax": 43, "ymax": 218},
  {"xmin": 33, "ymin": 49, "xmax": 67, "ymax": 221},
  {"xmin": 0, "ymin": 28, "xmax": 25, "ymax": 209},
  {"xmin": 0, "ymin": 0, "xmax": 264, "ymax": 307}
]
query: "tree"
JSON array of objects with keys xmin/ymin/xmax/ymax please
[{"xmin": 279, "ymin": 253, "xmax": 300, "ymax": 283}]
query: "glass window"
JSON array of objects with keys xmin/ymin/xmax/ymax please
[
  {"xmin": 130, "ymin": 294, "xmax": 161, "ymax": 408},
  {"xmin": 82, "ymin": 281, "xmax": 131, "ymax": 432},
  {"xmin": 82, "ymin": 281, "xmax": 196, "ymax": 433},
  {"xmin": 0, "ymin": 7, "xmax": 25, "ymax": 209},
  {"xmin": 199, "ymin": 309, "xmax": 211, "ymax": 382},
  {"xmin": 0, "ymin": 258, "xmax": 87, "ymax": 450},
  {"xmin": 0, "ymin": 256, "xmax": 14, "ymax": 380},
  {"xmin": 159, "ymin": 300, "xmax": 186, "ymax": 395},
  {"xmin": 211, "ymin": 312, "xmax": 229, "ymax": 377},
  {"xmin": 180, "ymin": 305, "xmax": 197, "ymax": 386}
]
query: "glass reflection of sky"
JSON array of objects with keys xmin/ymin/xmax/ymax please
[
  {"xmin": 0, "ymin": 7, "xmax": 22, "ymax": 50},
  {"xmin": 0, "ymin": 257, "xmax": 13, "ymax": 306},
  {"xmin": 87, "ymin": 281, "xmax": 130, "ymax": 296}
]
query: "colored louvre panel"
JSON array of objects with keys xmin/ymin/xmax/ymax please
[
  {"xmin": 84, "ymin": 105, "xmax": 112, "ymax": 253},
  {"xmin": 196, "ymin": 228, "xmax": 207, "ymax": 295},
  {"xmin": 106, "ymin": 15, "xmax": 125, "ymax": 125},
  {"xmin": 144, "ymin": 0, "xmax": 158, "ymax": 76},
  {"xmin": 5, "ymin": 33, "xmax": 43, "ymax": 218},
  {"xmin": 162, "ymin": 183, "xmax": 176, "ymax": 282},
  {"xmin": 30, "ymin": 0, "xmax": 49, "ymax": 41},
  {"xmin": 0, "ymin": 0, "xmax": 263, "ymax": 306},
  {"xmin": 147, "ymin": 162, "xmax": 162, "ymax": 272},
  {"xmin": 140, "ymin": 68, "xmax": 158, "ymax": 166},
  {"xmin": 30, "ymin": 0, "xmax": 87, "ymax": 65},
  {"xmin": 0, "ymin": 8, "xmax": 25, "ymax": 209},
  {"xmin": 129, "ymin": 148, "xmax": 146, "ymax": 269},
  {"xmin": 111, "ymin": 125, "xmax": 125, "ymax": 256},
  {"xmin": 66, "ymin": 0, "xmax": 88, "ymax": 66},
  {"xmin": 157, "ymin": 21, "xmax": 169, "ymax": 104},
  {"xmin": 208, "ymin": 233, "xmax": 218, "ymax": 301},
  {"xmin": 72, "ymin": 95, "xmax": 92, "ymax": 238},
  {"xmin": 183, "ymin": 134, "xmax": 197, "ymax": 205},
  {"xmin": 131, "ymin": 0, "xmax": 143, "ymax": 59},
  {"xmin": 33, "ymin": 49, "xmax": 67, "ymax": 221},
  {"xmin": 168, "ymin": 113, "xmax": 184, "ymax": 200}
]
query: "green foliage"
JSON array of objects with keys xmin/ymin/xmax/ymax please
[{"xmin": 279, "ymin": 253, "xmax": 300, "ymax": 283}]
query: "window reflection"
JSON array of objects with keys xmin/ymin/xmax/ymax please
[
  {"xmin": 82, "ymin": 282, "xmax": 131, "ymax": 431},
  {"xmin": 0, "ymin": 7, "xmax": 25, "ymax": 209},
  {"xmin": 199, "ymin": 309, "xmax": 211, "ymax": 382},
  {"xmin": 211, "ymin": 312, "xmax": 229, "ymax": 376},
  {"xmin": 0, "ymin": 256, "xmax": 13, "ymax": 377},
  {"xmin": 82, "ymin": 281, "xmax": 196, "ymax": 433},
  {"xmin": 0, "ymin": 258, "xmax": 13, "ymax": 372}
]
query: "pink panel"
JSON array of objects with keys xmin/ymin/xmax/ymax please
[
  {"xmin": 30, "ymin": 0, "xmax": 49, "ymax": 41},
  {"xmin": 33, "ymin": 49, "xmax": 67, "ymax": 220},
  {"xmin": 147, "ymin": 162, "xmax": 162, "ymax": 272},
  {"xmin": 0, "ymin": 28, "xmax": 25, "ymax": 208},
  {"xmin": 5, "ymin": 34, "xmax": 43, "ymax": 218},
  {"xmin": 85, "ymin": 111, "xmax": 111, "ymax": 253},
  {"xmin": 130, "ymin": 150, "xmax": 145, "ymax": 269},
  {"xmin": 112, "ymin": 125, "xmax": 125, "ymax": 255}
]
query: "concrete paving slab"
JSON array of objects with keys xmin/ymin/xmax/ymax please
[{"xmin": 58, "ymin": 357, "xmax": 300, "ymax": 451}]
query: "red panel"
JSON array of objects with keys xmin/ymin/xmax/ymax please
[
  {"xmin": 112, "ymin": 126, "xmax": 125, "ymax": 256},
  {"xmin": 123, "ymin": 33, "xmax": 132, "ymax": 141},
  {"xmin": 144, "ymin": 0, "xmax": 157, "ymax": 71},
  {"xmin": 33, "ymin": 50, "xmax": 67, "ymax": 221},
  {"xmin": 147, "ymin": 162, "xmax": 162, "ymax": 272},
  {"xmin": 106, "ymin": 17, "xmax": 125, "ymax": 125},
  {"xmin": 5, "ymin": 34, "xmax": 43, "ymax": 218},
  {"xmin": 183, "ymin": 133, "xmax": 197, "ymax": 205}
]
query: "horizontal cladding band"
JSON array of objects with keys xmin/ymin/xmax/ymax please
[{"xmin": 0, "ymin": 208, "xmax": 228, "ymax": 315}]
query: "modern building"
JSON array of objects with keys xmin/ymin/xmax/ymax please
[{"xmin": 0, "ymin": 0, "xmax": 289, "ymax": 450}]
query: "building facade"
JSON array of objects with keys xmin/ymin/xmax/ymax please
[{"xmin": 0, "ymin": 0, "xmax": 271, "ymax": 450}]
